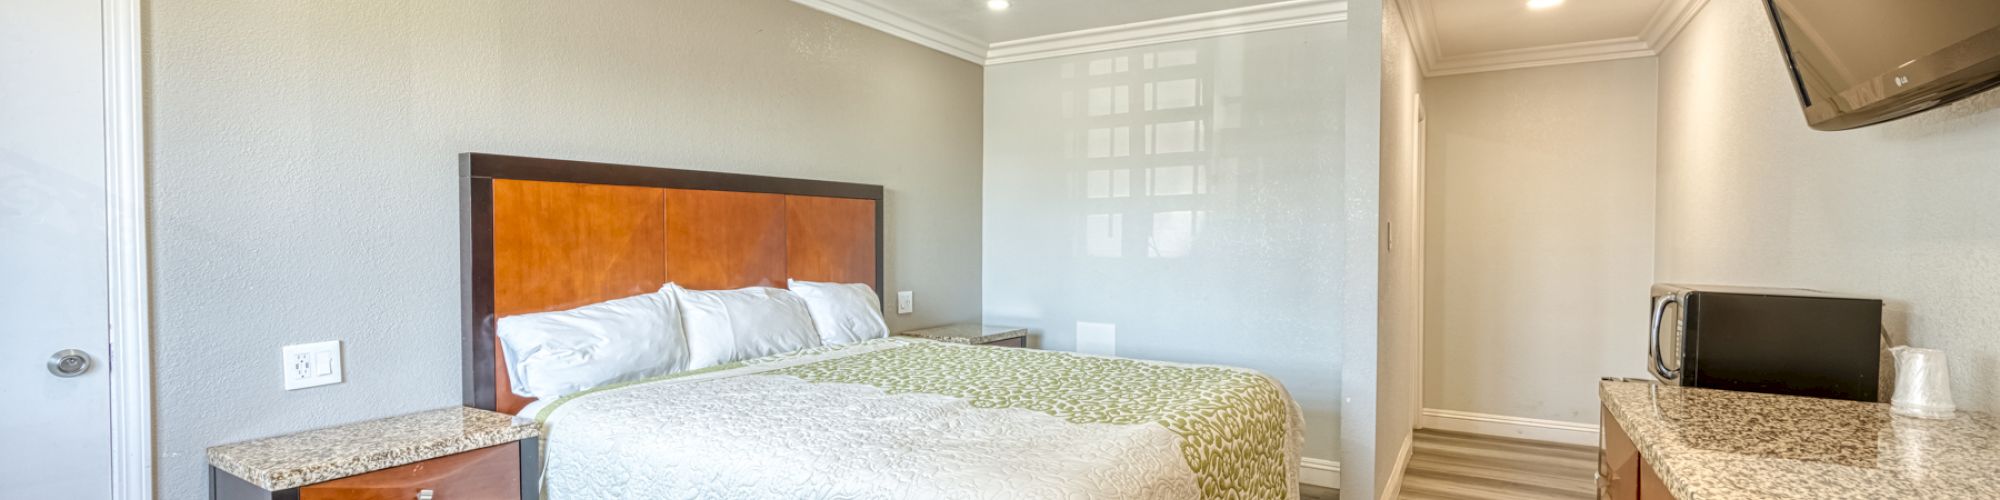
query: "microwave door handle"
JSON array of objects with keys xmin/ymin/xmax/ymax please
[{"xmin": 1650, "ymin": 294, "xmax": 1682, "ymax": 381}]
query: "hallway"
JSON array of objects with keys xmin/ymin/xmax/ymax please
[{"xmin": 1399, "ymin": 429, "xmax": 1597, "ymax": 499}]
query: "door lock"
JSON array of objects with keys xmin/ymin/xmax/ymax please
[{"xmin": 48, "ymin": 349, "xmax": 91, "ymax": 378}]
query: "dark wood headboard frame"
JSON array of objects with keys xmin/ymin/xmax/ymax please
[{"xmin": 459, "ymin": 153, "xmax": 885, "ymax": 412}]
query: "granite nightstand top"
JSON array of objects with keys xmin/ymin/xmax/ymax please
[
  {"xmin": 1601, "ymin": 380, "xmax": 2000, "ymax": 500},
  {"xmin": 207, "ymin": 407, "xmax": 540, "ymax": 491},
  {"xmin": 894, "ymin": 324, "xmax": 1028, "ymax": 345}
]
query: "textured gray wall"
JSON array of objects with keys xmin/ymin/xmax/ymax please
[
  {"xmin": 147, "ymin": 1, "xmax": 982, "ymax": 498},
  {"xmin": 1657, "ymin": 0, "xmax": 2000, "ymax": 413},
  {"xmin": 1339, "ymin": 0, "xmax": 1385, "ymax": 497},
  {"xmin": 1372, "ymin": 0, "xmax": 1421, "ymax": 493}
]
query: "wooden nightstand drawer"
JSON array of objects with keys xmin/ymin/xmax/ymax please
[
  {"xmin": 986, "ymin": 336, "xmax": 1027, "ymax": 348},
  {"xmin": 301, "ymin": 442, "xmax": 519, "ymax": 500},
  {"xmin": 896, "ymin": 324, "xmax": 1031, "ymax": 348}
]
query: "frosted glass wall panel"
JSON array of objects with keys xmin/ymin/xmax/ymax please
[{"xmin": 983, "ymin": 24, "xmax": 1348, "ymax": 460}]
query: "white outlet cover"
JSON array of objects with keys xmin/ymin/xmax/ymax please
[
  {"xmin": 896, "ymin": 291, "xmax": 914, "ymax": 315},
  {"xmin": 282, "ymin": 340, "xmax": 343, "ymax": 390},
  {"xmin": 1076, "ymin": 321, "xmax": 1117, "ymax": 356}
]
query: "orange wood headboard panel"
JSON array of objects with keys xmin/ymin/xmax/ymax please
[
  {"xmin": 492, "ymin": 181, "xmax": 668, "ymax": 317},
  {"xmin": 785, "ymin": 196, "xmax": 878, "ymax": 286},
  {"xmin": 664, "ymin": 190, "xmax": 788, "ymax": 290},
  {"xmin": 463, "ymin": 154, "xmax": 882, "ymax": 415}
]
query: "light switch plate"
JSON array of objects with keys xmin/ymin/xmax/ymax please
[
  {"xmin": 282, "ymin": 340, "xmax": 343, "ymax": 390},
  {"xmin": 896, "ymin": 291, "xmax": 914, "ymax": 315}
]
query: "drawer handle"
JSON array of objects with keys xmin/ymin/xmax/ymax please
[{"xmin": 417, "ymin": 489, "xmax": 434, "ymax": 500}]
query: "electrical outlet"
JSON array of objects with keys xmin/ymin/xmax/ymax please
[
  {"xmin": 282, "ymin": 340, "xmax": 343, "ymax": 390},
  {"xmin": 896, "ymin": 291, "xmax": 914, "ymax": 315}
]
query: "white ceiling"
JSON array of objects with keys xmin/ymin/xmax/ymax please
[
  {"xmin": 865, "ymin": 0, "xmax": 1282, "ymax": 43},
  {"xmin": 1398, "ymin": 0, "xmax": 1710, "ymax": 76},
  {"xmin": 1431, "ymin": 0, "xmax": 1659, "ymax": 55},
  {"xmin": 796, "ymin": 0, "xmax": 1347, "ymax": 65}
]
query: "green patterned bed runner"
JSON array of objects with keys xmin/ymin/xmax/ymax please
[{"xmin": 767, "ymin": 341, "xmax": 1296, "ymax": 499}]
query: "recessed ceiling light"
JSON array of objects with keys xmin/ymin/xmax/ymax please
[
  {"xmin": 988, "ymin": 0, "xmax": 1011, "ymax": 10},
  {"xmin": 1527, "ymin": 0, "xmax": 1563, "ymax": 9}
]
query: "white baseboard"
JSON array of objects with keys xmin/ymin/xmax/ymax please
[
  {"xmin": 1419, "ymin": 408, "xmax": 1599, "ymax": 447},
  {"xmin": 1300, "ymin": 457, "xmax": 1341, "ymax": 488},
  {"xmin": 1378, "ymin": 432, "xmax": 1414, "ymax": 500}
]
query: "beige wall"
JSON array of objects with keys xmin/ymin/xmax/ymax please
[
  {"xmin": 1658, "ymin": 0, "xmax": 2000, "ymax": 412},
  {"xmin": 1422, "ymin": 57, "xmax": 1659, "ymax": 425},
  {"xmin": 147, "ymin": 1, "xmax": 983, "ymax": 498}
]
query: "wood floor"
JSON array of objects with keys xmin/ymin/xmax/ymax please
[
  {"xmin": 1397, "ymin": 429, "xmax": 1597, "ymax": 500},
  {"xmin": 1302, "ymin": 483, "xmax": 1341, "ymax": 500}
]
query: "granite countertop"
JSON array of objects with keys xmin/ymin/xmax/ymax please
[
  {"xmin": 207, "ymin": 407, "xmax": 540, "ymax": 491},
  {"xmin": 896, "ymin": 324, "xmax": 1028, "ymax": 344},
  {"xmin": 1600, "ymin": 380, "xmax": 2000, "ymax": 499}
]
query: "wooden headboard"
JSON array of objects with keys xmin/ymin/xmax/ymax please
[{"xmin": 460, "ymin": 153, "xmax": 883, "ymax": 414}]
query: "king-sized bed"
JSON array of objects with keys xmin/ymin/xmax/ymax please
[{"xmin": 460, "ymin": 154, "xmax": 1302, "ymax": 499}]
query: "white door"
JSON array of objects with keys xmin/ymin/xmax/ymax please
[{"xmin": 0, "ymin": 0, "xmax": 115, "ymax": 497}]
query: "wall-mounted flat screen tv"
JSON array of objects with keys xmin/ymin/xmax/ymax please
[{"xmin": 1765, "ymin": 0, "xmax": 2000, "ymax": 130}]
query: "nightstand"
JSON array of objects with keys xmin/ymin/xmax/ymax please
[
  {"xmin": 896, "ymin": 324, "xmax": 1031, "ymax": 348},
  {"xmin": 208, "ymin": 407, "xmax": 541, "ymax": 500}
]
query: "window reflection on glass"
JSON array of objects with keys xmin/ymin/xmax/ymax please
[
  {"xmin": 1148, "ymin": 210, "xmax": 1202, "ymax": 259},
  {"xmin": 1085, "ymin": 213, "xmax": 1123, "ymax": 258},
  {"xmin": 1146, "ymin": 79, "xmax": 1201, "ymax": 111},
  {"xmin": 1088, "ymin": 56, "xmax": 1131, "ymax": 75},
  {"xmin": 1147, "ymin": 165, "xmax": 1204, "ymax": 196},
  {"xmin": 1147, "ymin": 121, "xmax": 1205, "ymax": 155},
  {"xmin": 1143, "ymin": 49, "xmax": 1198, "ymax": 69},
  {"xmin": 1088, "ymin": 85, "xmax": 1131, "ymax": 116},
  {"xmin": 1085, "ymin": 126, "xmax": 1131, "ymax": 158},
  {"xmin": 1085, "ymin": 169, "xmax": 1132, "ymax": 199},
  {"xmin": 1072, "ymin": 47, "xmax": 1216, "ymax": 261}
]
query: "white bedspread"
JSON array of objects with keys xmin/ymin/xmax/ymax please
[{"xmin": 533, "ymin": 339, "xmax": 1300, "ymax": 499}]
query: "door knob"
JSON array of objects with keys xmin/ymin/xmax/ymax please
[{"xmin": 48, "ymin": 349, "xmax": 91, "ymax": 378}]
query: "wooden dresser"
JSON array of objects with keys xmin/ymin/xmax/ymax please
[
  {"xmin": 1599, "ymin": 405, "xmax": 1675, "ymax": 500},
  {"xmin": 1600, "ymin": 379, "xmax": 2000, "ymax": 499},
  {"xmin": 208, "ymin": 407, "xmax": 541, "ymax": 500}
]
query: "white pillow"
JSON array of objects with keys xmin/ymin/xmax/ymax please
[
  {"xmin": 496, "ymin": 291, "xmax": 687, "ymax": 400},
  {"xmin": 787, "ymin": 279, "xmax": 890, "ymax": 346},
  {"xmin": 669, "ymin": 283, "xmax": 823, "ymax": 369}
]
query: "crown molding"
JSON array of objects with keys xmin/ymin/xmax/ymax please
[
  {"xmin": 1398, "ymin": 0, "xmax": 1445, "ymax": 74},
  {"xmin": 798, "ymin": 0, "xmax": 1347, "ymax": 66},
  {"xmin": 1401, "ymin": 0, "xmax": 1710, "ymax": 77},
  {"xmin": 793, "ymin": 0, "xmax": 988, "ymax": 63},
  {"xmin": 1640, "ymin": 0, "xmax": 1710, "ymax": 51},
  {"xmin": 1424, "ymin": 36, "xmax": 1657, "ymax": 77},
  {"xmin": 986, "ymin": 0, "xmax": 1349, "ymax": 65}
]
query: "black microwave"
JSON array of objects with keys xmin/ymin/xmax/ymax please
[{"xmin": 1649, "ymin": 284, "xmax": 1884, "ymax": 402}]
